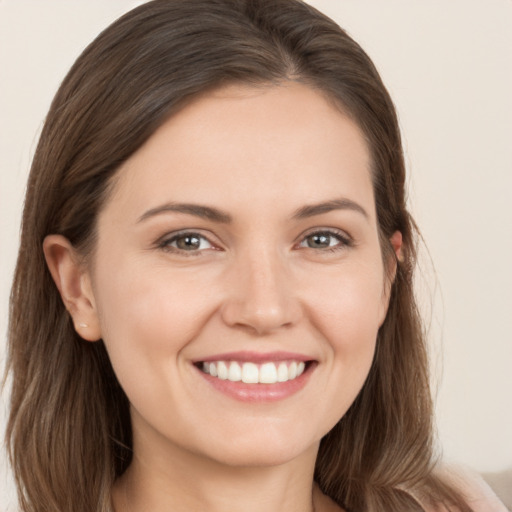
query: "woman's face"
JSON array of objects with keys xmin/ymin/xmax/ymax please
[{"xmin": 86, "ymin": 83, "xmax": 395, "ymax": 467}]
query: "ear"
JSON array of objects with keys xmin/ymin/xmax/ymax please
[
  {"xmin": 389, "ymin": 230, "xmax": 403, "ymax": 278},
  {"xmin": 379, "ymin": 230, "xmax": 403, "ymax": 325},
  {"xmin": 43, "ymin": 234, "xmax": 102, "ymax": 342}
]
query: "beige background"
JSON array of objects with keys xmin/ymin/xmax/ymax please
[{"xmin": 1, "ymin": 0, "xmax": 511, "ymax": 507}]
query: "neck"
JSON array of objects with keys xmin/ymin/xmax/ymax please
[{"xmin": 112, "ymin": 428, "xmax": 320, "ymax": 512}]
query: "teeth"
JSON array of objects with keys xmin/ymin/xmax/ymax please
[
  {"xmin": 217, "ymin": 361, "xmax": 228, "ymax": 380},
  {"xmin": 277, "ymin": 362, "xmax": 288, "ymax": 382},
  {"xmin": 242, "ymin": 362, "xmax": 259, "ymax": 383},
  {"xmin": 201, "ymin": 360, "xmax": 307, "ymax": 384},
  {"xmin": 288, "ymin": 361, "xmax": 297, "ymax": 380},
  {"xmin": 259, "ymin": 362, "xmax": 277, "ymax": 384},
  {"xmin": 228, "ymin": 361, "xmax": 242, "ymax": 381}
]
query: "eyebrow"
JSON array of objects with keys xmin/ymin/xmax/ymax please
[
  {"xmin": 292, "ymin": 198, "xmax": 369, "ymax": 220},
  {"xmin": 137, "ymin": 202, "xmax": 233, "ymax": 224},
  {"xmin": 137, "ymin": 197, "xmax": 368, "ymax": 224}
]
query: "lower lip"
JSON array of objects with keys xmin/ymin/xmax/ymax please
[{"xmin": 195, "ymin": 363, "xmax": 316, "ymax": 402}]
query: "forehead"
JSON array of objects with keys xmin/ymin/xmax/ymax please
[{"xmin": 104, "ymin": 82, "xmax": 375, "ymax": 222}]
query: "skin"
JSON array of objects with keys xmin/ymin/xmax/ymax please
[{"xmin": 44, "ymin": 83, "xmax": 402, "ymax": 512}]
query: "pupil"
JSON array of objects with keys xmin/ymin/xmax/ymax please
[
  {"xmin": 309, "ymin": 234, "xmax": 330, "ymax": 248},
  {"xmin": 177, "ymin": 235, "xmax": 200, "ymax": 250}
]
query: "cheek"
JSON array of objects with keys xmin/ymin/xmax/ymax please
[
  {"xmin": 306, "ymin": 259, "xmax": 386, "ymax": 347},
  {"xmin": 91, "ymin": 260, "xmax": 228, "ymax": 449},
  {"xmin": 91, "ymin": 255, "xmax": 220, "ymax": 391},
  {"xmin": 302, "ymin": 261, "xmax": 385, "ymax": 413}
]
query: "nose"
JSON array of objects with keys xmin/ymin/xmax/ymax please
[{"xmin": 220, "ymin": 250, "xmax": 302, "ymax": 335}]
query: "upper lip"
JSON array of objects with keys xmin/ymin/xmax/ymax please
[{"xmin": 193, "ymin": 351, "xmax": 314, "ymax": 364}]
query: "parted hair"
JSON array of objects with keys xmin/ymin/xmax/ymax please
[{"xmin": 5, "ymin": 1, "xmax": 472, "ymax": 511}]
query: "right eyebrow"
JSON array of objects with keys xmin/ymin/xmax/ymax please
[
  {"xmin": 137, "ymin": 202, "xmax": 233, "ymax": 224},
  {"xmin": 292, "ymin": 197, "xmax": 369, "ymax": 221}
]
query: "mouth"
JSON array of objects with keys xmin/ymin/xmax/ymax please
[
  {"xmin": 192, "ymin": 352, "xmax": 317, "ymax": 402},
  {"xmin": 196, "ymin": 359, "xmax": 310, "ymax": 384}
]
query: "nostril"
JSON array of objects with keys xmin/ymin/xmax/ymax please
[{"xmin": 220, "ymin": 299, "xmax": 302, "ymax": 336}]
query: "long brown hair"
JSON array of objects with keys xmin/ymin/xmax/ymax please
[{"xmin": 5, "ymin": 1, "xmax": 471, "ymax": 511}]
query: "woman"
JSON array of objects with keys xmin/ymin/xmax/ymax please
[{"xmin": 3, "ymin": 1, "xmax": 505, "ymax": 511}]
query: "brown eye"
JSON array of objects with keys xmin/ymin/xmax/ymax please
[
  {"xmin": 176, "ymin": 234, "xmax": 202, "ymax": 250},
  {"xmin": 161, "ymin": 232, "xmax": 213, "ymax": 252},
  {"xmin": 298, "ymin": 230, "xmax": 352, "ymax": 250},
  {"xmin": 305, "ymin": 233, "xmax": 332, "ymax": 249}
]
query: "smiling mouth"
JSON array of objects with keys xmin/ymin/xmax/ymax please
[{"xmin": 197, "ymin": 360, "xmax": 312, "ymax": 384}]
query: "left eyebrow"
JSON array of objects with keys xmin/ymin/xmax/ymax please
[
  {"xmin": 137, "ymin": 202, "xmax": 233, "ymax": 224},
  {"xmin": 292, "ymin": 198, "xmax": 369, "ymax": 220}
]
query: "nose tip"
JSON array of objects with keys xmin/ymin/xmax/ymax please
[
  {"xmin": 220, "ymin": 260, "xmax": 301, "ymax": 335},
  {"xmin": 222, "ymin": 301, "xmax": 295, "ymax": 335}
]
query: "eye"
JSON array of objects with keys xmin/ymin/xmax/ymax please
[
  {"xmin": 297, "ymin": 230, "xmax": 352, "ymax": 251},
  {"xmin": 158, "ymin": 231, "xmax": 215, "ymax": 254}
]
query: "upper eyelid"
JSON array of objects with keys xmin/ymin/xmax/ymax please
[
  {"xmin": 157, "ymin": 229, "xmax": 219, "ymax": 248},
  {"xmin": 296, "ymin": 227, "xmax": 352, "ymax": 242},
  {"xmin": 158, "ymin": 228, "xmax": 215, "ymax": 240},
  {"xmin": 155, "ymin": 226, "xmax": 353, "ymax": 248}
]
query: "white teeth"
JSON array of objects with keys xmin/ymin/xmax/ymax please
[
  {"xmin": 201, "ymin": 360, "xmax": 308, "ymax": 384},
  {"xmin": 242, "ymin": 362, "xmax": 259, "ymax": 383},
  {"xmin": 259, "ymin": 362, "xmax": 277, "ymax": 384},
  {"xmin": 228, "ymin": 361, "xmax": 242, "ymax": 381},
  {"xmin": 277, "ymin": 362, "xmax": 289, "ymax": 382},
  {"xmin": 217, "ymin": 361, "xmax": 228, "ymax": 380},
  {"xmin": 288, "ymin": 361, "xmax": 298, "ymax": 380}
]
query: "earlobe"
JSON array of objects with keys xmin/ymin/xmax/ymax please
[{"xmin": 43, "ymin": 235, "xmax": 102, "ymax": 342}]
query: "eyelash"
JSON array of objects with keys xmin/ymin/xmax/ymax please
[
  {"xmin": 296, "ymin": 229, "xmax": 354, "ymax": 253},
  {"xmin": 156, "ymin": 228, "xmax": 353, "ymax": 256},
  {"xmin": 157, "ymin": 230, "xmax": 216, "ymax": 256}
]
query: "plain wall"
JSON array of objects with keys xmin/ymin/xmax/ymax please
[{"xmin": 1, "ymin": 0, "xmax": 511, "ymax": 507}]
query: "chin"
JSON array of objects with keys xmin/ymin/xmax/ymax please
[{"xmin": 196, "ymin": 430, "xmax": 320, "ymax": 469}]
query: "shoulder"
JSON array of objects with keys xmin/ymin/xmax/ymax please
[{"xmin": 430, "ymin": 464, "xmax": 508, "ymax": 512}]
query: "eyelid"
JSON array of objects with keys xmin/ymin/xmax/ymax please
[
  {"xmin": 154, "ymin": 227, "xmax": 353, "ymax": 255},
  {"xmin": 295, "ymin": 227, "xmax": 354, "ymax": 249},
  {"xmin": 156, "ymin": 229, "xmax": 221, "ymax": 254}
]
